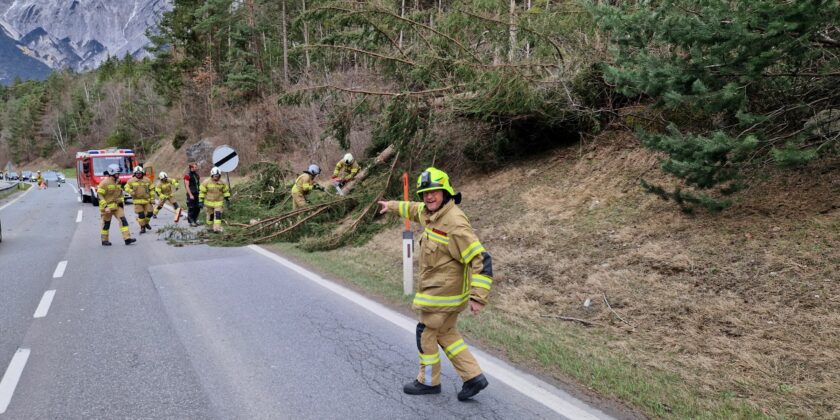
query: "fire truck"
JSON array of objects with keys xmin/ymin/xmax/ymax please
[{"xmin": 75, "ymin": 149, "xmax": 146, "ymax": 207}]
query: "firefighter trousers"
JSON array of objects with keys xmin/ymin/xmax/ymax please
[
  {"xmin": 100, "ymin": 207, "xmax": 131, "ymax": 241},
  {"xmin": 291, "ymin": 192, "xmax": 307, "ymax": 209},
  {"xmin": 205, "ymin": 205, "xmax": 224, "ymax": 231},
  {"xmin": 416, "ymin": 311, "xmax": 482, "ymax": 387},
  {"xmin": 153, "ymin": 196, "xmax": 179, "ymax": 216},
  {"xmin": 134, "ymin": 203, "xmax": 154, "ymax": 228}
]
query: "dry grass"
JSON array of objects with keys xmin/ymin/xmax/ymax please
[{"xmin": 358, "ymin": 131, "xmax": 840, "ymax": 417}]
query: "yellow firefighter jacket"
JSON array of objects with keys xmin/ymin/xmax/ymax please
[
  {"xmin": 333, "ymin": 160, "xmax": 360, "ymax": 180},
  {"xmin": 199, "ymin": 179, "xmax": 231, "ymax": 207},
  {"xmin": 97, "ymin": 177, "xmax": 125, "ymax": 210},
  {"xmin": 155, "ymin": 179, "xmax": 179, "ymax": 199},
  {"xmin": 388, "ymin": 199, "xmax": 493, "ymax": 312},
  {"xmin": 124, "ymin": 176, "xmax": 155, "ymax": 205},
  {"xmin": 291, "ymin": 173, "xmax": 315, "ymax": 195}
]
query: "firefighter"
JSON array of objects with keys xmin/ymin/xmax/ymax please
[
  {"xmin": 291, "ymin": 164, "xmax": 323, "ymax": 209},
  {"xmin": 331, "ymin": 153, "xmax": 360, "ymax": 194},
  {"xmin": 153, "ymin": 171, "xmax": 181, "ymax": 220},
  {"xmin": 98, "ymin": 164, "xmax": 136, "ymax": 246},
  {"xmin": 198, "ymin": 167, "xmax": 231, "ymax": 232},
  {"xmin": 378, "ymin": 167, "xmax": 493, "ymax": 401},
  {"xmin": 124, "ymin": 166, "xmax": 155, "ymax": 234},
  {"xmin": 36, "ymin": 171, "xmax": 45, "ymax": 189}
]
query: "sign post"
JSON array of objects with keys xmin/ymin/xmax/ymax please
[{"xmin": 402, "ymin": 173, "xmax": 413, "ymax": 295}]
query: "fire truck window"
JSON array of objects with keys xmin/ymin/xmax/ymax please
[
  {"xmin": 83, "ymin": 162, "xmax": 90, "ymax": 173},
  {"xmin": 92, "ymin": 157, "xmax": 134, "ymax": 175}
]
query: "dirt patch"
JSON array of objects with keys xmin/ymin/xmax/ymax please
[{"xmin": 362, "ymin": 130, "xmax": 840, "ymax": 417}]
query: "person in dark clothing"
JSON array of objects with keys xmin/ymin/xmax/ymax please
[{"xmin": 184, "ymin": 162, "xmax": 202, "ymax": 227}]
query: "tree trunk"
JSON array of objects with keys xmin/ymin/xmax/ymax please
[
  {"xmin": 508, "ymin": 0, "xmax": 517, "ymax": 63},
  {"xmin": 282, "ymin": 0, "xmax": 289, "ymax": 85},
  {"xmin": 302, "ymin": 0, "xmax": 311, "ymax": 72}
]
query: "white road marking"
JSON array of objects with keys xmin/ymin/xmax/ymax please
[
  {"xmin": 77, "ymin": 196, "xmax": 81, "ymax": 202},
  {"xmin": 248, "ymin": 245, "xmax": 611, "ymax": 420},
  {"xmin": 76, "ymin": 209, "xmax": 83, "ymax": 223},
  {"xmin": 0, "ymin": 348, "xmax": 30, "ymax": 414},
  {"xmin": 52, "ymin": 261, "xmax": 68, "ymax": 278},
  {"xmin": 0, "ymin": 186, "xmax": 33, "ymax": 212},
  {"xmin": 33, "ymin": 290, "xmax": 56, "ymax": 318},
  {"xmin": 68, "ymin": 182, "xmax": 78, "ymax": 193}
]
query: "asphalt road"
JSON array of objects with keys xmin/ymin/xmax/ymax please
[{"xmin": 0, "ymin": 181, "xmax": 615, "ymax": 419}]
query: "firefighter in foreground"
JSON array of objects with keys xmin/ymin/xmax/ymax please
[
  {"xmin": 199, "ymin": 167, "xmax": 231, "ymax": 232},
  {"xmin": 124, "ymin": 166, "xmax": 155, "ymax": 234},
  {"xmin": 378, "ymin": 167, "xmax": 493, "ymax": 401},
  {"xmin": 98, "ymin": 164, "xmax": 136, "ymax": 246},
  {"xmin": 153, "ymin": 171, "xmax": 181, "ymax": 221},
  {"xmin": 291, "ymin": 164, "xmax": 323, "ymax": 209},
  {"xmin": 331, "ymin": 153, "xmax": 360, "ymax": 195}
]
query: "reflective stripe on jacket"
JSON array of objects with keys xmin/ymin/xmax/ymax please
[
  {"xmin": 124, "ymin": 177, "xmax": 155, "ymax": 204},
  {"xmin": 97, "ymin": 177, "xmax": 125, "ymax": 210},
  {"xmin": 199, "ymin": 179, "xmax": 231, "ymax": 207},
  {"xmin": 291, "ymin": 172, "xmax": 314, "ymax": 195},
  {"xmin": 388, "ymin": 200, "xmax": 493, "ymax": 312},
  {"xmin": 155, "ymin": 179, "xmax": 179, "ymax": 198}
]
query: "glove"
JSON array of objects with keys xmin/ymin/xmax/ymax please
[
  {"xmin": 225, "ymin": 197, "xmax": 230, "ymax": 205},
  {"xmin": 199, "ymin": 202, "xmax": 204, "ymax": 209},
  {"xmin": 313, "ymin": 184, "xmax": 324, "ymax": 191},
  {"xmin": 118, "ymin": 203, "xmax": 124, "ymax": 208}
]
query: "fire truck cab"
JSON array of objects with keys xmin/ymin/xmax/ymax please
[{"xmin": 76, "ymin": 149, "xmax": 138, "ymax": 207}]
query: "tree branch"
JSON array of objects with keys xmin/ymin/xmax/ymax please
[{"xmin": 302, "ymin": 44, "xmax": 417, "ymax": 66}]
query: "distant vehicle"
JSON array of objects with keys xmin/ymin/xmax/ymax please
[
  {"xmin": 21, "ymin": 171, "xmax": 32, "ymax": 181},
  {"xmin": 7, "ymin": 172, "xmax": 19, "ymax": 180},
  {"xmin": 76, "ymin": 149, "xmax": 141, "ymax": 206},
  {"xmin": 56, "ymin": 172, "xmax": 66, "ymax": 184},
  {"xmin": 43, "ymin": 171, "xmax": 61, "ymax": 187}
]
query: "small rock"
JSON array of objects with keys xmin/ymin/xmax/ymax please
[{"xmin": 583, "ymin": 298, "xmax": 592, "ymax": 308}]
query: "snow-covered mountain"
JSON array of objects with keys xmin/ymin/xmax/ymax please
[
  {"xmin": 0, "ymin": 18, "xmax": 51, "ymax": 84},
  {"xmin": 0, "ymin": 0, "xmax": 171, "ymax": 75}
]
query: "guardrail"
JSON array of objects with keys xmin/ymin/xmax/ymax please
[{"xmin": 0, "ymin": 181, "xmax": 21, "ymax": 192}]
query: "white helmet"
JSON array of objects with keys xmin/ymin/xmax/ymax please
[
  {"xmin": 133, "ymin": 166, "xmax": 144, "ymax": 174},
  {"xmin": 159, "ymin": 171, "xmax": 168, "ymax": 180},
  {"xmin": 308, "ymin": 164, "xmax": 321, "ymax": 175},
  {"xmin": 106, "ymin": 164, "xmax": 120, "ymax": 176},
  {"xmin": 210, "ymin": 167, "xmax": 222, "ymax": 176},
  {"xmin": 343, "ymin": 153, "xmax": 354, "ymax": 164}
]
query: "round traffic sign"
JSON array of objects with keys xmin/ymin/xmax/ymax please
[{"xmin": 212, "ymin": 145, "xmax": 239, "ymax": 172}]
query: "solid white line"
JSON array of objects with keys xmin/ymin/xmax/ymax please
[
  {"xmin": 0, "ymin": 186, "xmax": 33, "ymax": 212},
  {"xmin": 52, "ymin": 261, "xmax": 68, "ymax": 278},
  {"xmin": 247, "ymin": 245, "xmax": 611, "ymax": 420},
  {"xmin": 0, "ymin": 348, "xmax": 30, "ymax": 414},
  {"xmin": 68, "ymin": 182, "xmax": 78, "ymax": 193},
  {"xmin": 33, "ymin": 290, "xmax": 56, "ymax": 318},
  {"xmin": 76, "ymin": 209, "xmax": 83, "ymax": 223}
]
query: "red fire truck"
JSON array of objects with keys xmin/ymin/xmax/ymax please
[{"xmin": 75, "ymin": 148, "xmax": 139, "ymax": 207}]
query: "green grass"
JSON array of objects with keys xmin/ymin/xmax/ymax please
[{"xmin": 267, "ymin": 241, "xmax": 768, "ymax": 419}]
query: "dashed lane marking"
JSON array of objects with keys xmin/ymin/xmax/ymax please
[
  {"xmin": 33, "ymin": 290, "xmax": 56, "ymax": 318},
  {"xmin": 76, "ymin": 209, "xmax": 83, "ymax": 223},
  {"xmin": 247, "ymin": 245, "xmax": 611, "ymax": 420},
  {"xmin": 52, "ymin": 261, "xmax": 68, "ymax": 278},
  {"xmin": 0, "ymin": 348, "xmax": 30, "ymax": 414}
]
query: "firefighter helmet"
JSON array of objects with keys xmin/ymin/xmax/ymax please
[
  {"xmin": 416, "ymin": 167, "xmax": 456, "ymax": 197},
  {"xmin": 133, "ymin": 166, "xmax": 144, "ymax": 174},
  {"xmin": 343, "ymin": 153, "xmax": 354, "ymax": 164},
  {"xmin": 105, "ymin": 164, "xmax": 120, "ymax": 176},
  {"xmin": 210, "ymin": 167, "xmax": 222, "ymax": 177},
  {"xmin": 308, "ymin": 164, "xmax": 321, "ymax": 175},
  {"xmin": 159, "ymin": 171, "xmax": 168, "ymax": 180}
]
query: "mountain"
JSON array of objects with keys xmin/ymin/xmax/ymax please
[
  {"xmin": 0, "ymin": 0, "xmax": 171, "ymax": 73},
  {"xmin": 0, "ymin": 18, "xmax": 51, "ymax": 85}
]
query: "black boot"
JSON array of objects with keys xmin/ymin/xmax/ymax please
[
  {"xmin": 145, "ymin": 224, "xmax": 153, "ymax": 231},
  {"xmin": 457, "ymin": 374, "xmax": 489, "ymax": 401},
  {"xmin": 403, "ymin": 380, "xmax": 441, "ymax": 395},
  {"xmin": 101, "ymin": 240, "xmax": 112, "ymax": 246},
  {"xmin": 125, "ymin": 238, "xmax": 137, "ymax": 245},
  {"xmin": 139, "ymin": 226, "xmax": 147, "ymax": 234}
]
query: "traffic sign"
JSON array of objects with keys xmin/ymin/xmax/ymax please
[{"xmin": 212, "ymin": 145, "xmax": 239, "ymax": 172}]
